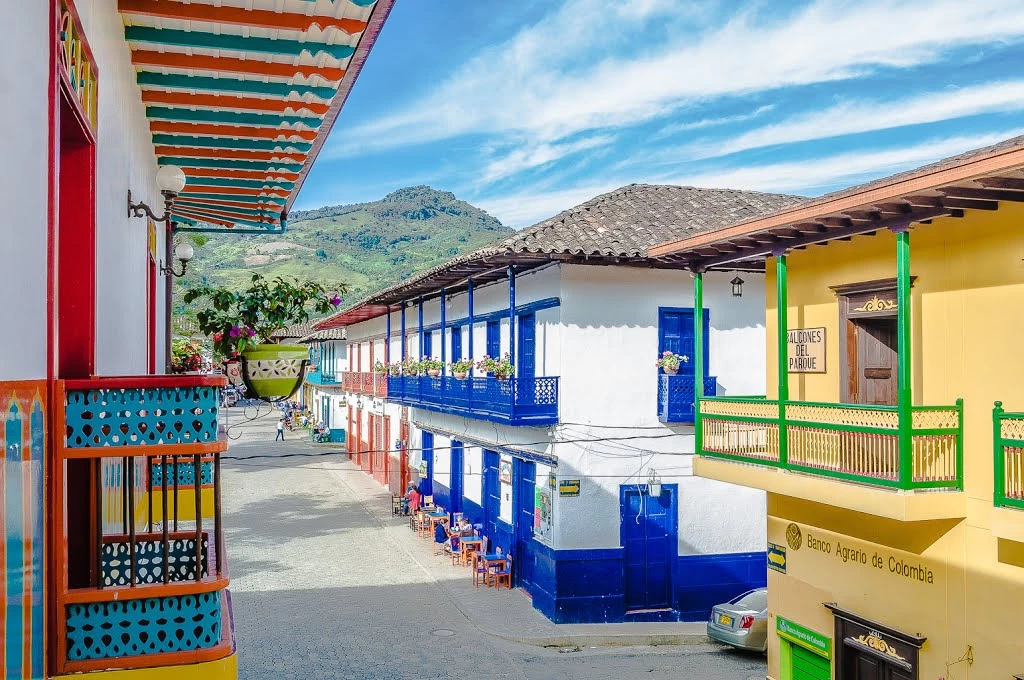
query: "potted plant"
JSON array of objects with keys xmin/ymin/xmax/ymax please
[
  {"xmin": 476, "ymin": 353, "xmax": 515, "ymax": 380},
  {"xmin": 419, "ymin": 357, "xmax": 444, "ymax": 378},
  {"xmin": 184, "ymin": 274, "xmax": 344, "ymax": 400},
  {"xmin": 170, "ymin": 338, "xmax": 205, "ymax": 374},
  {"xmin": 450, "ymin": 359, "xmax": 474, "ymax": 379},
  {"xmin": 385, "ymin": 361, "xmax": 403, "ymax": 377},
  {"xmin": 373, "ymin": 360, "xmax": 390, "ymax": 374},
  {"xmin": 656, "ymin": 351, "xmax": 689, "ymax": 375},
  {"xmin": 400, "ymin": 357, "xmax": 419, "ymax": 376}
]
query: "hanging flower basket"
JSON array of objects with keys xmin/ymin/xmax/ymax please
[{"xmin": 239, "ymin": 344, "xmax": 309, "ymax": 402}]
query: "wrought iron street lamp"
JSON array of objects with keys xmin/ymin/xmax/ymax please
[{"xmin": 731, "ymin": 276, "xmax": 745, "ymax": 297}]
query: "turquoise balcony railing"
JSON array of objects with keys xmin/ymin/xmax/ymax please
[
  {"xmin": 387, "ymin": 375, "xmax": 559, "ymax": 425},
  {"xmin": 54, "ymin": 375, "xmax": 233, "ymax": 675}
]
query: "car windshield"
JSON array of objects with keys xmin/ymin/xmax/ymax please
[{"xmin": 731, "ymin": 589, "xmax": 767, "ymax": 611}]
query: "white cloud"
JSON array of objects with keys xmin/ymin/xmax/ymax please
[
  {"xmin": 476, "ymin": 130, "xmax": 1024, "ymax": 227},
  {"xmin": 654, "ymin": 105, "xmax": 775, "ymax": 139},
  {"xmin": 479, "ymin": 134, "xmax": 616, "ymax": 183},
  {"xmin": 330, "ymin": 0, "xmax": 1024, "ymax": 159},
  {"xmin": 683, "ymin": 80, "xmax": 1024, "ymax": 159}
]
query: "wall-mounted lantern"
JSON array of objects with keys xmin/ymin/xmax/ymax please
[
  {"xmin": 731, "ymin": 276, "xmax": 745, "ymax": 297},
  {"xmin": 647, "ymin": 468, "xmax": 662, "ymax": 497}
]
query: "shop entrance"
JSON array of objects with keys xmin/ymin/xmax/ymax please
[
  {"xmin": 827, "ymin": 604, "xmax": 923, "ymax": 680},
  {"xmin": 512, "ymin": 458, "xmax": 536, "ymax": 590}
]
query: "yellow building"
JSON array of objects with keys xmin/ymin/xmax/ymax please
[{"xmin": 650, "ymin": 137, "xmax": 1024, "ymax": 680}]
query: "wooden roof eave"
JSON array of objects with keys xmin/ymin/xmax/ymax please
[{"xmin": 649, "ymin": 145, "xmax": 1024, "ymax": 263}]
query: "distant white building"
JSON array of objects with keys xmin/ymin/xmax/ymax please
[{"xmin": 307, "ymin": 184, "xmax": 803, "ymax": 622}]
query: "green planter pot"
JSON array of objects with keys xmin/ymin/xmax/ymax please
[{"xmin": 239, "ymin": 344, "xmax": 309, "ymax": 402}]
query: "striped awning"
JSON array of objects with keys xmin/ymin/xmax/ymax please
[{"xmin": 119, "ymin": 0, "xmax": 394, "ymax": 233}]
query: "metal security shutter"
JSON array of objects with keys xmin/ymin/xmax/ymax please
[{"xmin": 793, "ymin": 644, "xmax": 830, "ymax": 680}]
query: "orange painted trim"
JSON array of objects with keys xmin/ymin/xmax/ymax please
[
  {"xmin": 119, "ymin": 0, "xmax": 367, "ymax": 35},
  {"xmin": 177, "ymin": 197, "xmax": 285, "ymax": 211},
  {"xmin": 149, "ymin": 121, "xmax": 319, "ymax": 143},
  {"xmin": 142, "ymin": 90, "xmax": 330, "ymax": 116},
  {"xmin": 174, "ymin": 205, "xmax": 279, "ymax": 224},
  {"xmin": 60, "ymin": 441, "xmax": 228, "ymax": 461},
  {"xmin": 63, "ymin": 577, "xmax": 230, "ymax": 605},
  {"xmin": 171, "ymin": 208, "xmax": 248, "ymax": 229},
  {"xmin": 179, "ymin": 167, "xmax": 301, "ymax": 181},
  {"xmin": 63, "ymin": 375, "xmax": 226, "ymax": 389},
  {"xmin": 131, "ymin": 49, "xmax": 346, "ymax": 81},
  {"xmin": 181, "ymin": 185, "xmax": 288, "ymax": 197},
  {"xmin": 154, "ymin": 145, "xmax": 307, "ymax": 164}
]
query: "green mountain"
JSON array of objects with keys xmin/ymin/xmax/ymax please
[{"xmin": 176, "ymin": 186, "xmax": 511, "ymax": 315}]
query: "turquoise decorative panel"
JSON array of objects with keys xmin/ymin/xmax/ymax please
[
  {"xmin": 64, "ymin": 385, "xmax": 220, "ymax": 448},
  {"xmin": 102, "ymin": 537, "xmax": 209, "ymax": 586},
  {"xmin": 150, "ymin": 460, "xmax": 214, "ymax": 487},
  {"xmin": 66, "ymin": 592, "xmax": 222, "ymax": 661}
]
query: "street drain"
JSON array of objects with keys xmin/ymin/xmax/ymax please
[{"xmin": 430, "ymin": 629, "xmax": 456, "ymax": 637}]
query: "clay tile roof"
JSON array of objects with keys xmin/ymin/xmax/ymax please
[
  {"xmin": 504, "ymin": 184, "xmax": 804, "ymax": 258},
  {"xmin": 298, "ymin": 327, "xmax": 346, "ymax": 343},
  {"xmin": 270, "ymin": 321, "xmax": 315, "ymax": 340}
]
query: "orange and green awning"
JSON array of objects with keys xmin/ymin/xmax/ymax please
[{"xmin": 118, "ymin": 0, "xmax": 395, "ymax": 233}]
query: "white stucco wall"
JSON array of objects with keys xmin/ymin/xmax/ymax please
[
  {"xmin": 0, "ymin": 2, "xmax": 49, "ymax": 380},
  {"xmin": 1, "ymin": 2, "xmax": 162, "ymax": 379}
]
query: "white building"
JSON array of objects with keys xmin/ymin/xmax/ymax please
[{"xmin": 309, "ymin": 184, "xmax": 804, "ymax": 622}]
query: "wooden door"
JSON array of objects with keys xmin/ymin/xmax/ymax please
[{"xmin": 854, "ymin": 319, "xmax": 898, "ymax": 406}]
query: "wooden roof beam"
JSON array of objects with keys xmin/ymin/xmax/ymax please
[
  {"xmin": 872, "ymin": 202, "xmax": 912, "ymax": 215},
  {"xmin": 976, "ymin": 176, "xmax": 1024, "ymax": 191},
  {"xmin": 904, "ymin": 195, "xmax": 943, "ymax": 208},
  {"xmin": 940, "ymin": 197, "xmax": 999, "ymax": 211},
  {"xmin": 819, "ymin": 216, "xmax": 853, "ymax": 228},
  {"xmin": 695, "ymin": 205, "xmax": 952, "ymax": 269},
  {"xmin": 939, "ymin": 186, "xmax": 1024, "ymax": 202},
  {"xmin": 793, "ymin": 222, "xmax": 829, "ymax": 234}
]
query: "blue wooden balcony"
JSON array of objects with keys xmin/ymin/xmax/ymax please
[
  {"xmin": 387, "ymin": 375, "xmax": 559, "ymax": 425},
  {"xmin": 658, "ymin": 374, "xmax": 718, "ymax": 423}
]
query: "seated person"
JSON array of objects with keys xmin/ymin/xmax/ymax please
[
  {"xmin": 434, "ymin": 519, "xmax": 449, "ymax": 547},
  {"xmin": 403, "ymin": 485, "xmax": 421, "ymax": 515}
]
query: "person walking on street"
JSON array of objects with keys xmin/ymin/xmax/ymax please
[{"xmin": 276, "ymin": 418, "xmax": 285, "ymax": 441}]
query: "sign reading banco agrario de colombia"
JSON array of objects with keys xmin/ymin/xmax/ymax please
[
  {"xmin": 777, "ymin": 616, "xmax": 831, "ymax": 658},
  {"xmin": 787, "ymin": 327, "xmax": 826, "ymax": 373},
  {"xmin": 783, "ymin": 522, "xmax": 937, "ymax": 586}
]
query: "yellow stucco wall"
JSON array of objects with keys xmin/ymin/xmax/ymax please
[{"xmin": 759, "ymin": 204, "xmax": 1024, "ymax": 679}]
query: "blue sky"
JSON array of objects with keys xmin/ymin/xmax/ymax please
[{"xmin": 295, "ymin": 0, "xmax": 1024, "ymax": 228}]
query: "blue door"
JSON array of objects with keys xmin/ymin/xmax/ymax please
[
  {"xmin": 450, "ymin": 440, "xmax": 464, "ymax": 516},
  {"xmin": 486, "ymin": 320, "xmax": 500, "ymax": 359},
  {"xmin": 512, "ymin": 458, "xmax": 536, "ymax": 590},
  {"xmin": 620, "ymin": 485, "xmax": 677, "ymax": 611},
  {"xmin": 483, "ymin": 450, "xmax": 500, "ymax": 542},
  {"xmin": 517, "ymin": 314, "xmax": 536, "ymax": 379},
  {"xmin": 451, "ymin": 326, "xmax": 462, "ymax": 361},
  {"xmin": 420, "ymin": 431, "xmax": 434, "ymax": 496},
  {"xmin": 658, "ymin": 309, "xmax": 708, "ymax": 422}
]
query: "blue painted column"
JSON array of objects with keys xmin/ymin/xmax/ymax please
[
  {"xmin": 508, "ymin": 266, "xmax": 516, "ymax": 366},
  {"xmin": 440, "ymin": 288, "xmax": 447, "ymax": 375},
  {"xmin": 467, "ymin": 279, "xmax": 475, "ymax": 375},
  {"xmin": 418, "ymin": 296, "xmax": 424, "ymax": 359},
  {"xmin": 400, "ymin": 302, "xmax": 407, "ymax": 363}
]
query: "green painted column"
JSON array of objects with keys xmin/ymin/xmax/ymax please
[
  {"xmin": 896, "ymin": 228, "xmax": 913, "ymax": 488},
  {"xmin": 693, "ymin": 269, "xmax": 704, "ymax": 451},
  {"xmin": 994, "ymin": 401, "xmax": 1005, "ymax": 506},
  {"xmin": 775, "ymin": 251, "xmax": 789, "ymax": 466}
]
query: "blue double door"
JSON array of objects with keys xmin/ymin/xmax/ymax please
[
  {"xmin": 659, "ymin": 308, "xmax": 708, "ymax": 421},
  {"xmin": 512, "ymin": 458, "xmax": 535, "ymax": 589},
  {"xmin": 620, "ymin": 485, "xmax": 677, "ymax": 612}
]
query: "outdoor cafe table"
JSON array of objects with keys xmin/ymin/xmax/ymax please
[
  {"xmin": 426, "ymin": 511, "xmax": 448, "ymax": 533},
  {"xmin": 480, "ymin": 553, "xmax": 508, "ymax": 587},
  {"xmin": 458, "ymin": 537, "xmax": 484, "ymax": 566}
]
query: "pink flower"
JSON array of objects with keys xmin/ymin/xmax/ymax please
[
  {"xmin": 329, "ymin": 295, "xmax": 342, "ymax": 306},
  {"xmin": 229, "ymin": 325, "xmax": 241, "ymax": 338},
  {"xmin": 246, "ymin": 328, "xmax": 256, "ymax": 337},
  {"xmin": 213, "ymin": 332, "xmax": 223, "ymax": 342}
]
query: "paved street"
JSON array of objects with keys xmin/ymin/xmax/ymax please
[{"xmin": 221, "ymin": 406, "xmax": 767, "ymax": 680}]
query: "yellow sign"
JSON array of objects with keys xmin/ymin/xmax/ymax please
[
  {"xmin": 787, "ymin": 327, "xmax": 826, "ymax": 373},
  {"xmin": 559, "ymin": 480, "xmax": 581, "ymax": 497}
]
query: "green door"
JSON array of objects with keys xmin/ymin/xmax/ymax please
[{"xmin": 792, "ymin": 643, "xmax": 830, "ymax": 680}]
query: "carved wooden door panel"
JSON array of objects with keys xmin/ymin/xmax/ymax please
[{"xmin": 855, "ymin": 319, "xmax": 898, "ymax": 406}]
